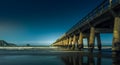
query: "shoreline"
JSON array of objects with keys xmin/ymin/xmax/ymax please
[{"xmin": 0, "ymin": 46, "xmax": 112, "ymax": 51}]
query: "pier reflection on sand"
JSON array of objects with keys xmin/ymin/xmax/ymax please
[
  {"xmin": 59, "ymin": 52, "xmax": 120, "ymax": 65},
  {"xmin": 0, "ymin": 50, "xmax": 120, "ymax": 65}
]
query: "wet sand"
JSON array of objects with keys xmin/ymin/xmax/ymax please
[{"xmin": 0, "ymin": 47, "xmax": 119, "ymax": 65}]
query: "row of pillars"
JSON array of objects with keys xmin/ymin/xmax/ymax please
[
  {"xmin": 54, "ymin": 16, "xmax": 120, "ymax": 53},
  {"xmin": 56, "ymin": 27, "xmax": 101, "ymax": 52},
  {"xmin": 65, "ymin": 29, "xmax": 101, "ymax": 52}
]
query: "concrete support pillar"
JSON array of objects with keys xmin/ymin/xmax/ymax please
[
  {"xmin": 68, "ymin": 37, "xmax": 72, "ymax": 48},
  {"xmin": 89, "ymin": 26, "xmax": 95, "ymax": 52},
  {"xmin": 72, "ymin": 35, "xmax": 77, "ymax": 50},
  {"xmin": 60, "ymin": 40, "xmax": 62, "ymax": 47},
  {"xmin": 66, "ymin": 37, "xmax": 69, "ymax": 48},
  {"xmin": 59, "ymin": 42, "xmax": 61, "ymax": 47},
  {"xmin": 96, "ymin": 33, "xmax": 101, "ymax": 51},
  {"xmin": 59, "ymin": 41, "xmax": 61, "ymax": 47},
  {"xmin": 56, "ymin": 42, "xmax": 58, "ymax": 47},
  {"xmin": 68, "ymin": 37, "xmax": 70, "ymax": 48},
  {"xmin": 64, "ymin": 39, "xmax": 66, "ymax": 47},
  {"xmin": 112, "ymin": 16, "xmax": 120, "ymax": 53},
  {"xmin": 61, "ymin": 40, "xmax": 64, "ymax": 47},
  {"xmin": 65, "ymin": 37, "xmax": 69, "ymax": 48},
  {"xmin": 87, "ymin": 37, "xmax": 89, "ymax": 48},
  {"xmin": 76, "ymin": 36, "xmax": 79, "ymax": 50},
  {"xmin": 57, "ymin": 41, "xmax": 62, "ymax": 47},
  {"xmin": 78, "ymin": 32, "xmax": 83, "ymax": 50}
]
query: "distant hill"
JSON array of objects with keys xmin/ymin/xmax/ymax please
[{"xmin": 0, "ymin": 40, "xmax": 16, "ymax": 46}]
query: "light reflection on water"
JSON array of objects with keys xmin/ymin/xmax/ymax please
[{"xmin": 0, "ymin": 50, "xmax": 119, "ymax": 65}]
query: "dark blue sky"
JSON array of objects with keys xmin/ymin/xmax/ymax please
[{"xmin": 0, "ymin": 0, "xmax": 112, "ymax": 45}]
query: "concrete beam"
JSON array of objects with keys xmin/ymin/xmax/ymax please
[{"xmin": 95, "ymin": 28, "xmax": 113, "ymax": 33}]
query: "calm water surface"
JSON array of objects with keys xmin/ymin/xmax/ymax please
[{"xmin": 0, "ymin": 48, "xmax": 119, "ymax": 65}]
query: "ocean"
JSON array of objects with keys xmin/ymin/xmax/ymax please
[{"xmin": 0, "ymin": 46, "xmax": 119, "ymax": 65}]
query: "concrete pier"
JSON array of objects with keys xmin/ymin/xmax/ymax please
[{"xmin": 52, "ymin": 0, "xmax": 120, "ymax": 52}]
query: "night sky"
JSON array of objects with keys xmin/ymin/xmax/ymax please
[{"xmin": 0, "ymin": 0, "xmax": 112, "ymax": 45}]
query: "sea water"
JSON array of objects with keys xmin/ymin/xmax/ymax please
[{"xmin": 0, "ymin": 46, "xmax": 119, "ymax": 65}]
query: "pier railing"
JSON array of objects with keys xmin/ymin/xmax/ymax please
[{"xmin": 66, "ymin": 0, "xmax": 120, "ymax": 35}]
